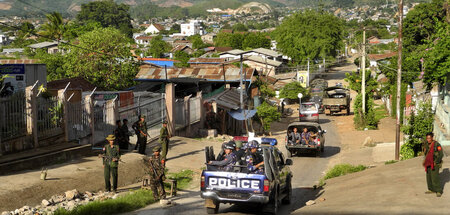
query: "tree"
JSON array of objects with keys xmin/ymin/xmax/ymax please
[
  {"xmin": 242, "ymin": 33, "xmax": 271, "ymax": 50},
  {"xmin": 62, "ymin": 27, "xmax": 139, "ymax": 90},
  {"xmin": 256, "ymin": 101, "xmax": 281, "ymax": 134},
  {"xmin": 39, "ymin": 12, "xmax": 67, "ymax": 41},
  {"xmin": 214, "ymin": 32, "xmax": 244, "ymax": 49},
  {"xmin": 232, "ymin": 23, "xmax": 248, "ymax": 32},
  {"xmin": 273, "ymin": 10, "xmax": 344, "ymax": 64},
  {"xmin": 173, "ymin": 51, "xmax": 191, "ymax": 67},
  {"xmin": 147, "ymin": 36, "xmax": 170, "ymax": 58},
  {"xmin": 188, "ymin": 35, "xmax": 207, "ymax": 49},
  {"xmin": 279, "ymin": 82, "xmax": 308, "ymax": 101},
  {"xmin": 401, "ymin": 102, "xmax": 434, "ymax": 159},
  {"xmin": 63, "ymin": 21, "xmax": 102, "ymax": 41},
  {"xmin": 77, "ymin": 0, "xmax": 133, "ymax": 37}
]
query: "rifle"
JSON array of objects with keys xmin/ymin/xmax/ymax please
[
  {"xmin": 148, "ymin": 158, "xmax": 165, "ymax": 180},
  {"xmin": 98, "ymin": 154, "xmax": 125, "ymax": 163}
]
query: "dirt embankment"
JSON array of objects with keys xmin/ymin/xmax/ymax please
[{"xmin": 0, "ymin": 153, "xmax": 147, "ymax": 212}]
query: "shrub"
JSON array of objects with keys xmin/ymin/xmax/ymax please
[
  {"xmin": 279, "ymin": 81, "xmax": 308, "ymax": 101},
  {"xmin": 323, "ymin": 164, "xmax": 367, "ymax": 180},
  {"xmin": 256, "ymin": 101, "xmax": 281, "ymax": 133}
]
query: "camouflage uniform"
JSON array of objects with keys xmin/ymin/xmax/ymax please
[
  {"xmin": 159, "ymin": 124, "xmax": 170, "ymax": 161},
  {"xmin": 103, "ymin": 141, "xmax": 120, "ymax": 192},
  {"xmin": 148, "ymin": 152, "xmax": 166, "ymax": 200},
  {"xmin": 246, "ymin": 153, "xmax": 264, "ymax": 174}
]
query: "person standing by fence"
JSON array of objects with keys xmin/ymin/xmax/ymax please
[
  {"xmin": 133, "ymin": 115, "xmax": 148, "ymax": 155},
  {"xmin": 114, "ymin": 120, "xmax": 125, "ymax": 150},
  {"xmin": 102, "ymin": 135, "xmax": 120, "ymax": 193},
  {"xmin": 160, "ymin": 120, "xmax": 171, "ymax": 165},
  {"xmin": 121, "ymin": 119, "xmax": 131, "ymax": 150}
]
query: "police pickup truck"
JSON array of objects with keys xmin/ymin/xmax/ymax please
[{"xmin": 201, "ymin": 144, "xmax": 293, "ymax": 214}]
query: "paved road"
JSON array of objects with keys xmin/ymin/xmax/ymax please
[
  {"xmin": 126, "ymin": 63, "xmax": 353, "ymax": 215},
  {"xmin": 126, "ymin": 114, "xmax": 341, "ymax": 215}
]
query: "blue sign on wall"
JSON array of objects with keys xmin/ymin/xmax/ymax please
[{"xmin": 0, "ymin": 64, "xmax": 25, "ymax": 74}]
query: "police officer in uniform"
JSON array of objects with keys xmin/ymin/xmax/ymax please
[
  {"xmin": 133, "ymin": 115, "xmax": 148, "ymax": 155},
  {"xmin": 246, "ymin": 141, "xmax": 264, "ymax": 174},
  {"xmin": 159, "ymin": 120, "xmax": 171, "ymax": 164},
  {"xmin": 148, "ymin": 146, "xmax": 166, "ymax": 200},
  {"xmin": 103, "ymin": 135, "xmax": 121, "ymax": 192},
  {"xmin": 208, "ymin": 142, "xmax": 236, "ymax": 171},
  {"xmin": 423, "ymin": 132, "xmax": 444, "ymax": 197}
]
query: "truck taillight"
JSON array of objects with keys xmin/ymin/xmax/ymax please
[
  {"xmin": 201, "ymin": 176, "xmax": 205, "ymax": 188},
  {"xmin": 340, "ymin": 105, "xmax": 345, "ymax": 108},
  {"xmin": 263, "ymin": 179, "xmax": 270, "ymax": 192},
  {"xmin": 299, "ymin": 114, "xmax": 306, "ymax": 117},
  {"xmin": 317, "ymin": 138, "xmax": 321, "ymax": 146},
  {"xmin": 312, "ymin": 113, "xmax": 319, "ymax": 117}
]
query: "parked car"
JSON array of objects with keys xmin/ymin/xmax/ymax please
[
  {"xmin": 285, "ymin": 122, "xmax": 326, "ymax": 157},
  {"xmin": 299, "ymin": 102, "xmax": 320, "ymax": 123},
  {"xmin": 201, "ymin": 143, "xmax": 293, "ymax": 214}
]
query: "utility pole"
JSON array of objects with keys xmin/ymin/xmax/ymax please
[
  {"xmin": 362, "ymin": 29, "xmax": 366, "ymax": 115},
  {"xmin": 239, "ymin": 54, "xmax": 244, "ymax": 110},
  {"xmin": 395, "ymin": 0, "xmax": 404, "ymax": 161}
]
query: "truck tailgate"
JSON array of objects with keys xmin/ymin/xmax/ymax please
[
  {"xmin": 323, "ymin": 98, "xmax": 347, "ymax": 106},
  {"xmin": 203, "ymin": 171, "xmax": 265, "ymax": 194}
]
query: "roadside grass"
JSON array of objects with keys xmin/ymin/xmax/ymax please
[
  {"xmin": 385, "ymin": 160, "xmax": 398, "ymax": 165},
  {"xmin": 55, "ymin": 170, "xmax": 194, "ymax": 215},
  {"xmin": 54, "ymin": 189, "xmax": 155, "ymax": 215},
  {"xmin": 165, "ymin": 169, "xmax": 194, "ymax": 190},
  {"xmin": 319, "ymin": 164, "xmax": 367, "ymax": 187},
  {"xmin": 373, "ymin": 105, "xmax": 388, "ymax": 122}
]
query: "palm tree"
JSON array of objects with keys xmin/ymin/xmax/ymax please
[{"xmin": 39, "ymin": 12, "xmax": 67, "ymax": 41}]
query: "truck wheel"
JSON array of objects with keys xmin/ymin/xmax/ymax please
[
  {"xmin": 287, "ymin": 150, "xmax": 292, "ymax": 158},
  {"xmin": 263, "ymin": 188, "xmax": 279, "ymax": 214},
  {"xmin": 206, "ymin": 203, "xmax": 219, "ymax": 214},
  {"xmin": 282, "ymin": 178, "xmax": 292, "ymax": 204}
]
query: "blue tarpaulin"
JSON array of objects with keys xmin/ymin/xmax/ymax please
[{"xmin": 228, "ymin": 109, "xmax": 257, "ymax": 121}]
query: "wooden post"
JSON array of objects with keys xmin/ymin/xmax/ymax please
[
  {"xmin": 197, "ymin": 91, "xmax": 204, "ymax": 129},
  {"xmin": 165, "ymin": 83, "xmax": 175, "ymax": 136},
  {"xmin": 85, "ymin": 95, "xmax": 94, "ymax": 145},
  {"xmin": 184, "ymin": 95, "xmax": 191, "ymax": 136},
  {"xmin": 26, "ymin": 86, "xmax": 38, "ymax": 149},
  {"xmin": 58, "ymin": 89, "xmax": 69, "ymax": 142}
]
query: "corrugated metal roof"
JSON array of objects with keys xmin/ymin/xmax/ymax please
[
  {"xmin": 136, "ymin": 66, "xmax": 255, "ymax": 82},
  {"xmin": 0, "ymin": 59, "xmax": 41, "ymax": 64},
  {"xmin": 250, "ymin": 48, "xmax": 282, "ymax": 57},
  {"xmin": 206, "ymin": 88, "xmax": 247, "ymax": 110},
  {"xmin": 221, "ymin": 49, "xmax": 248, "ymax": 55},
  {"xmin": 368, "ymin": 52, "xmax": 397, "ymax": 61},
  {"xmin": 245, "ymin": 55, "xmax": 282, "ymax": 67},
  {"xmin": 188, "ymin": 58, "xmax": 227, "ymax": 64},
  {"xmin": 28, "ymin": 41, "xmax": 60, "ymax": 49}
]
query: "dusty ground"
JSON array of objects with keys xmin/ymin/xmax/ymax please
[{"xmin": 0, "ymin": 152, "xmax": 147, "ymax": 212}]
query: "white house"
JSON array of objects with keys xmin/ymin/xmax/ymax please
[
  {"xmin": 180, "ymin": 20, "xmax": 204, "ymax": 36},
  {"xmin": 135, "ymin": 35, "xmax": 154, "ymax": 46},
  {"xmin": 144, "ymin": 23, "xmax": 165, "ymax": 35}
]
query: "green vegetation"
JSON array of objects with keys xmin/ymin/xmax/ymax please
[
  {"xmin": 214, "ymin": 32, "xmax": 271, "ymax": 50},
  {"xmin": 256, "ymin": 101, "xmax": 281, "ymax": 134},
  {"xmin": 273, "ymin": 10, "xmax": 344, "ymax": 64},
  {"xmin": 279, "ymin": 81, "xmax": 308, "ymax": 101},
  {"xmin": 401, "ymin": 102, "xmax": 434, "ymax": 160},
  {"xmin": 77, "ymin": 1, "xmax": 133, "ymax": 37},
  {"xmin": 385, "ymin": 160, "xmax": 398, "ymax": 165},
  {"xmin": 54, "ymin": 189, "xmax": 156, "ymax": 215},
  {"xmin": 345, "ymin": 71, "xmax": 380, "ymax": 129},
  {"xmin": 373, "ymin": 105, "xmax": 388, "ymax": 122},
  {"xmin": 146, "ymin": 36, "xmax": 171, "ymax": 58},
  {"xmin": 166, "ymin": 169, "xmax": 194, "ymax": 190},
  {"xmin": 39, "ymin": 12, "xmax": 67, "ymax": 41},
  {"xmin": 323, "ymin": 164, "xmax": 367, "ymax": 180},
  {"xmin": 54, "ymin": 169, "xmax": 194, "ymax": 215}
]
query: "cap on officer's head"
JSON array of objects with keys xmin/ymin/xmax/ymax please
[
  {"xmin": 139, "ymin": 115, "xmax": 145, "ymax": 119},
  {"xmin": 235, "ymin": 141, "xmax": 243, "ymax": 148},
  {"xmin": 162, "ymin": 120, "xmax": 168, "ymax": 124},
  {"xmin": 153, "ymin": 146, "xmax": 161, "ymax": 152},
  {"xmin": 106, "ymin": 134, "xmax": 116, "ymax": 141}
]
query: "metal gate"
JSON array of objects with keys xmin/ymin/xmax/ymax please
[
  {"xmin": 67, "ymin": 101, "xmax": 91, "ymax": 141},
  {"xmin": 93, "ymin": 99, "xmax": 117, "ymax": 145}
]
